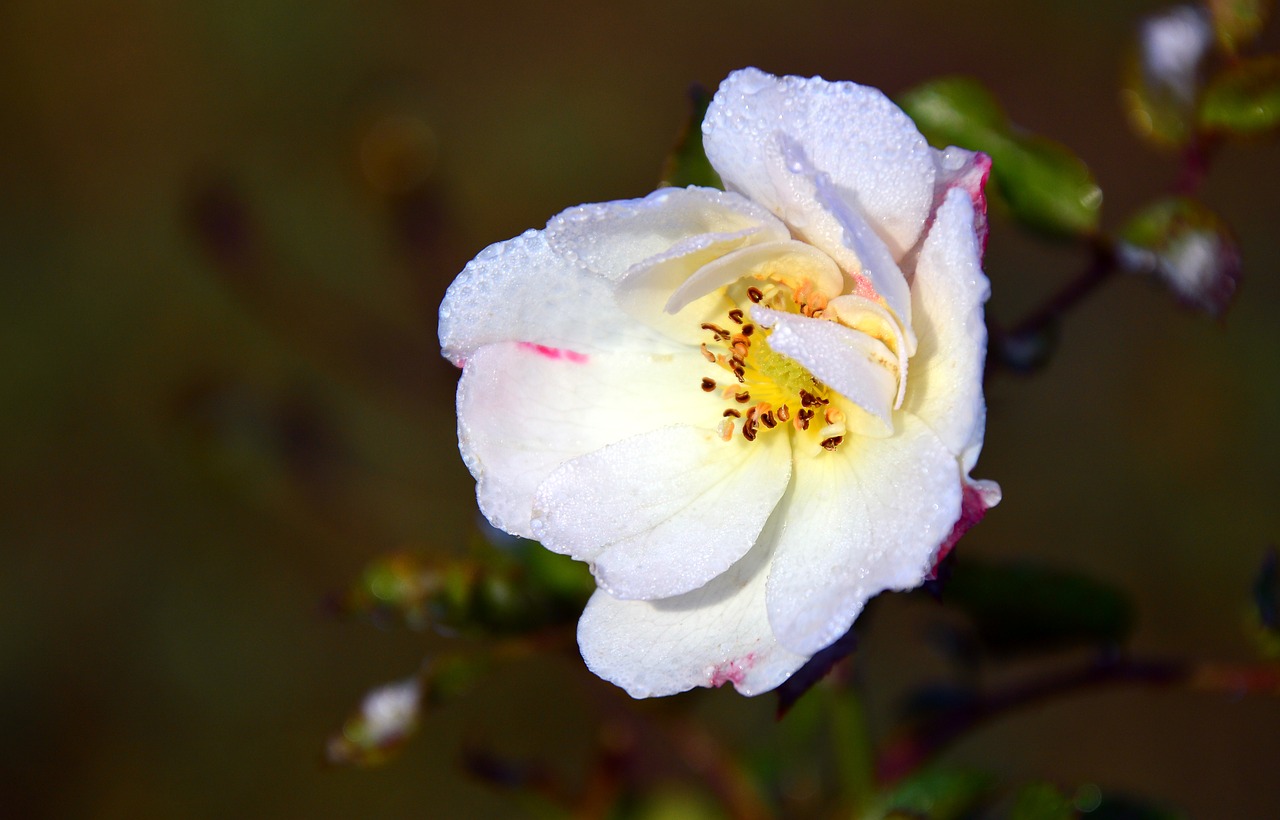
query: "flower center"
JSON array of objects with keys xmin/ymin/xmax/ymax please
[{"xmin": 697, "ymin": 280, "xmax": 847, "ymax": 451}]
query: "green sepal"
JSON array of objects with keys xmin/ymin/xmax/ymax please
[
  {"xmin": 1121, "ymin": 51, "xmax": 1196, "ymax": 149},
  {"xmin": 899, "ymin": 77, "xmax": 1102, "ymax": 238},
  {"xmin": 1199, "ymin": 55, "xmax": 1280, "ymax": 135}
]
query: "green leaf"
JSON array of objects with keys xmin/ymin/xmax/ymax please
[
  {"xmin": 1248, "ymin": 546, "xmax": 1280, "ymax": 658},
  {"xmin": 336, "ymin": 542, "xmax": 590, "ymax": 636},
  {"xmin": 1119, "ymin": 196, "xmax": 1240, "ymax": 316},
  {"xmin": 872, "ymin": 767, "xmax": 996, "ymax": 820},
  {"xmin": 1207, "ymin": 0, "xmax": 1274, "ymax": 54},
  {"xmin": 1199, "ymin": 55, "xmax": 1280, "ymax": 135},
  {"xmin": 940, "ymin": 560, "xmax": 1134, "ymax": 655},
  {"xmin": 899, "ymin": 77, "xmax": 1102, "ymax": 237},
  {"xmin": 661, "ymin": 85, "xmax": 722, "ymax": 189},
  {"xmin": 1010, "ymin": 783, "xmax": 1074, "ymax": 820}
]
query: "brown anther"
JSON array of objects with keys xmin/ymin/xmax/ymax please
[
  {"xmin": 742, "ymin": 414, "xmax": 758, "ymax": 441},
  {"xmin": 821, "ymin": 436, "xmax": 843, "ymax": 451},
  {"xmin": 760, "ymin": 411, "xmax": 777, "ymax": 428},
  {"xmin": 733, "ymin": 366, "xmax": 745, "ymax": 383},
  {"xmin": 701, "ymin": 378, "xmax": 717, "ymax": 392},
  {"xmin": 776, "ymin": 405, "xmax": 790, "ymax": 422},
  {"xmin": 799, "ymin": 390, "xmax": 816, "ymax": 407},
  {"xmin": 742, "ymin": 324, "xmax": 755, "ymax": 336},
  {"xmin": 734, "ymin": 391, "xmax": 751, "ymax": 403},
  {"xmin": 727, "ymin": 308, "xmax": 744, "ymax": 324},
  {"xmin": 722, "ymin": 408, "xmax": 741, "ymax": 418},
  {"xmin": 700, "ymin": 343, "xmax": 715, "ymax": 363},
  {"xmin": 747, "ymin": 286, "xmax": 764, "ymax": 303},
  {"xmin": 700, "ymin": 322, "xmax": 731, "ymax": 340}
]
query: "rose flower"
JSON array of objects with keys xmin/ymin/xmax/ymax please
[{"xmin": 440, "ymin": 68, "xmax": 1000, "ymax": 697}]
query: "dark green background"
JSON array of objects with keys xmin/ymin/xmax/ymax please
[{"xmin": 2, "ymin": 1, "xmax": 1278, "ymax": 816}]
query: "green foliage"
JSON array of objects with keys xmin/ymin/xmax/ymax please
[
  {"xmin": 1010, "ymin": 783, "xmax": 1075, "ymax": 820},
  {"xmin": 661, "ymin": 85, "xmax": 723, "ymax": 189},
  {"xmin": 337, "ymin": 542, "xmax": 593, "ymax": 635},
  {"xmin": 941, "ymin": 560, "xmax": 1134, "ymax": 655},
  {"xmin": 1199, "ymin": 55, "xmax": 1280, "ymax": 135},
  {"xmin": 1249, "ymin": 547, "xmax": 1280, "ymax": 658},
  {"xmin": 871, "ymin": 767, "xmax": 997, "ymax": 820},
  {"xmin": 1207, "ymin": 0, "xmax": 1274, "ymax": 54},
  {"xmin": 898, "ymin": 77, "xmax": 1102, "ymax": 237}
]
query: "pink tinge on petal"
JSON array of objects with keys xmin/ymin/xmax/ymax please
[
  {"xmin": 926, "ymin": 481, "xmax": 992, "ymax": 580},
  {"xmin": 708, "ymin": 653, "xmax": 756, "ymax": 688},
  {"xmin": 851, "ymin": 273, "xmax": 879, "ymax": 300},
  {"xmin": 517, "ymin": 342, "xmax": 590, "ymax": 364},
  {"xmin": 934, "ymin": 151, "xmax": 992, "ymax": 257}
]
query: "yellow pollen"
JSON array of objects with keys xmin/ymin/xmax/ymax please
[{"xmin": 694, "ymin": 282, "xmax": 843, "ymax": 449}]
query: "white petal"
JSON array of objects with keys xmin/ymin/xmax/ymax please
[
  {"xmin": 596, "ymin": 190, "xmax": 790, "ymax": 342},
  {"xmin": 765, "ymin": 414, "xmax": 962, "ymax": 655},
  {"xmin": 545, "ymin": 186, "xmax": 788, "ymax": 282},
  {"xmin": 439, "ymin": 229, "xmax": 672, "ymax": 365},
  {"xmin": 903, "ymin": 188, "xmax": 991, "ymax": 471},
  {"xmin": 577, "ymin": 524, "xmax": 808, "ymax": 698},
  {"xmin": 929, "ymin": 146, "xmax": 992, "ymax": 254},
  {"xmin": 752, "ymin": 306, "xmax": 898, "ymax": 435},
  {"xmin": 788, "ymin": 146, "xmax": 917, "ymax": 354},
  {"xmin": 825, "ymin": 294, "xmax": 909, "ymax": 409},
  {"xmin": 663, "ymin": 240, "xmax": 845, "ymax": 315},
  {"xmin": 703, "ymin": 68, "xmax": 936, "ymax": 260},
  {"xmin": 457, "ymin": 342, "xmax": 720, "ymax": 538},
  {"xmin": 532, "ymin": 425, "xmax": 791, "ymax": 599}
]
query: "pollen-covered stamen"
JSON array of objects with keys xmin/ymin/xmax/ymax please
[{"xmin": 694, "ymin": 278, "xmax": 846, "ymax": 449}]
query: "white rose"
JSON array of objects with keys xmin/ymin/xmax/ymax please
[{"xmin": 439, "ymin": 68, "xmax": 1000, "ymax": 697}]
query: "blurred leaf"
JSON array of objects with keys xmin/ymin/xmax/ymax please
[
  {"xmin": 335, "ymin": 543, "xmax": 591, "ymax": 635},
  {"xmin": 871, "ymin": 767, "xmax": 996, "ymax": 820},
  {"xmin": 325, "ymin": 675, "xmax": 422, "ymax": 768},
  {"xmin": 1010, "ymin": 783, "xmax": 1074, "ymax": 820},
  {"xmin": 1122, "ymin": 6, "xmax": 1214, "ymax": 149},
  {"xmin": 941, "ymin": 560, "xmax": 1134, "ymax": 655},
  {"xmin": 1199, "ymin": 55, "xmax": 1280, "ymax": 135},
  {"xmin": 899, "ymin": 77, "xmax": 1102, "ymax": 237},
  {"xmin": 1119, "ymin": 196, "xmax": 1240, "ymax": 316},
  {"xmin": 661, "ymin": 85, "xmax": 722, "ymax": 189},
  {"xmin": 1084, "ymin": 790, "xmax": 1186, "ymax": 820},
  {"xmin": 1207, "ymin": 0, "xmax": 1274, "ymax": 54},
  {"xmin": 627, "ymin": 787, "xmax": 729, "ymax": 820},
  {"xmin": 1249, "ymin": 546, "xmax": 1280, "ymax": 658}
]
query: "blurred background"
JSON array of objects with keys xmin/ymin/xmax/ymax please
[{"xmin": 2, "ymin": 0, "xmax": 1278, "ymax": 816}]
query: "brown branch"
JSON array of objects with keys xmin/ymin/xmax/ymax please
[{"xmin": 875, "ymin": 654, "xmax": 1280, "ymax": 784}]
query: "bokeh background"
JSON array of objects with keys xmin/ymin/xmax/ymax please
[{"xmin": 3, "ymin": 0, "xmax": 1279, "ymax": 816}]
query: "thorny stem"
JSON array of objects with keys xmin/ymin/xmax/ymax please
[{"xmin": 874, "ymin": 654, "xmax": 1280, "ymax": 784}]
